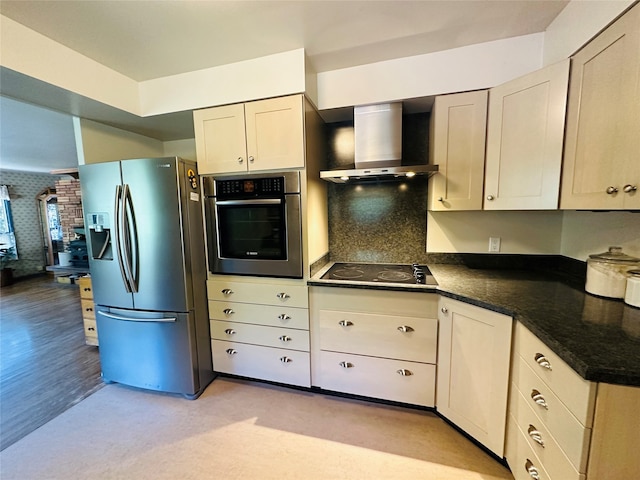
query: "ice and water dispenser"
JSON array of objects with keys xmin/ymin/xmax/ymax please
[{"xmin": 86, "ymin": 213, "xmax": 113, "ymax": 260}]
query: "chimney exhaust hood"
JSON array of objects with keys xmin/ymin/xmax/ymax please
[{"xmin": 320, "ymin": 102, "xmax": 438, "ymax": 183}]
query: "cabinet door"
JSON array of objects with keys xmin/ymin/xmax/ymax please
[
  {"xmin": 428, "ymin": 90, "xmax": 488, "ymax": 211},
  {"xmin": 437, "ymin": 297, "xmax": 513, "ymax": 457},
  {"xmin": 245, "ymin": 95, "xmax": 305, "ymax": 171},
  {"xmin": 193, "ymin": 103, "xmax": 248, "ymax": 174},
  {"xmin": 560, "ymin": 3, "xmax": 640, "ymax": 210},
  {"xmin": 485, "ymin": 60, "xmax": 569, "ymax": 210}
]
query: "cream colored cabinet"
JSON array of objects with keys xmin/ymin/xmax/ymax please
[
  {"xmin": 484, "ymin": 60, "xmax": 569, "ymax": 210},
  {"xmin": 193, "ymin": 94, "xmax": 305, "ymax": 175},
  {"xmin": 310, "ymin": 287, "xmax": 438, "ymax": 407},
  {"xmin": 560, "ymin": 3, "xmax": 640, "ymax": 210},
  {"xmin": 436, "ymin": 296, "xmax": 513, "ymax": 457},
  {"xmin": 428, "ymin": 90, "xmax": 488, "ymax": 211},
  {"xmin": 207, "ymin": 277, "xmax": 310, "ymax": 387},
  {"xmin": 78, "ymin": 276, "xmax": 98, "ymax": 346}
]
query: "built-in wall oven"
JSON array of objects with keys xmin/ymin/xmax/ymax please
[{"xmin": 203, "ymin": 171, "xmax": 303, "ymax": 278}]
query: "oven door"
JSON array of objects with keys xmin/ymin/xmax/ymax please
[{"xmin": 208, "ymin": 195, "xmax": 302, "ymax": 278}]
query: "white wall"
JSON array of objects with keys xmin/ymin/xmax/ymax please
[{"xmin": 163, "ymin": 139, "xmax": 196, "ymax": 162}]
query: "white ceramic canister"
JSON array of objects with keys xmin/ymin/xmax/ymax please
[
  {"xmin": 625, "ymin": 270, "xmax": 640, "ymax": 308},
  {"xmin": 585, "ymin": 246, "xmax": 640, "ymax": 299}
]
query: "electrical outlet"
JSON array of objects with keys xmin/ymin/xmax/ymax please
[{"xmin": 489, "ymin": 237, "xmax": 501, "ymax": 252}]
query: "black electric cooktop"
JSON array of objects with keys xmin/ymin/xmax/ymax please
[{"xmin": 321, "ymin": 263, "xmax": 438, "ymax": 287}]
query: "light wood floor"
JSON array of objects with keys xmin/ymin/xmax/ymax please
[{"xmin": 0, "ymin": 275, "xmax": 103, "ymax": 451}]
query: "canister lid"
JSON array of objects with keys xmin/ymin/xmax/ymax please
[{"xmin": 588, "ymin": 246, "xmax": 640, "ymax": 264}]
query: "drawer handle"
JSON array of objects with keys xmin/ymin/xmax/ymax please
[
  {"xmin": 225, "ymin": 348, "xmax": 237, "ymax": 355},
  {"xmin": 338, "ymin": 320, "xmax": 354, "ymax": 327},
  {"xmin": 527, "ymin": 425, "xmax": 545, "ymax": 447},
  {"xmin": 223, "ymin": 308, "xmax": 234, "ymax": 316},
  {"xmin": 221, "ymin": 288, "xmax": 234, "ymax": 296},
  {"xmin": 534, "ymin": 353, "xmax": 552, "ymax": 370},
  {"xmin": 83, "ymin": 287, "xmax": 91, "ymax": 292},
  {"xmin": 441, "ymin": 307, "xmax": 448, "ymax": 314},
  {"xmin": 86, "ymin": 307, "xmax": 93, "ymax": 312},
  {"xmin": 276, "ymin": 292, "xmax": 290, "ymax": 300},
  {"xmin": 279, "ymin": 335, "xmax": 292, "ymax": 342},
  {"xmin": 280, "ymin": 356, "xmax": 292, "ymax": 363},
  {"xmin": 396, "ymin": 369, "xmax": 413, "ymax": 376},
  {"xmin": 278, "ymin": 314, "xmax": 291, "ymax": 321},
  {"xmin": 525, "ymin": 459, "xmax": 541, "ymax": 480},
  {"xmin": 339, "ymin": 361, "xmax": 354, "ymax": 369},
  {"xmin": 531, "ymin": 390, "xmax": 549, "ymax": 410},
  {"xmin": 397, "ymin": 325, "xmax": 414, "ymax": 333},
  {"xmin": 224, "ymin": 328, "xmax": 236, "ymax": 335},
  {"xmin": 88, "ymin": 327, "xmax": 95, "ymax": 331}
]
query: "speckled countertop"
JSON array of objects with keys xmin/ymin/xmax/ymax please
[{"xmin": 309, "ymin": 263, "xmax": 640, "ymax": 387}]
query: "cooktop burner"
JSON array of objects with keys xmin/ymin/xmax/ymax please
[{"xmin": 321, "ymin": 263, "xmax": 437, "ymax": 286}]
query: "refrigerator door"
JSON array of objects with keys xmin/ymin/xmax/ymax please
[
  {"xmin": 79, "ymin": 162, "xmax": 134, "ymax": 309},
  {"xmin": 96, "ymin": 306, "xmax": 199, "ymax": 396},
  {"xmin": 121, "ymin": 158, "xmax": 190, "ymax": 312}
]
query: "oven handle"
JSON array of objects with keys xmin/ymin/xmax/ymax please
[{"xmin": 215, "ymin": 199, "xmax": 282, "ymax": 206}]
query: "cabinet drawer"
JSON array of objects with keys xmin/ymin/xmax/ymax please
[
  {"xmin": 318, "ymin": 310, "xmax": 437, "ymax": 363},
  {"xmin": 318, "ymin": 351, "xmax": 435, "ymax": 407},
  {"xmin": 77, "ymin": 277, "xmax": 93, "ymax": 299},
  {"xmin": 210, "ymin": 320, "xmax": 309, "ymax": 351},
  {"xmin": 512, "ymin": 355, "xmax": 590, "ymax": 462},
  {"xmin": 81, "ymin": 299, "xmax": 96, "ymax": 319},
  {"xmin": 211, "ymin": 340, "xmax": 310, "ymax": 387},
  {"xmin": 514, "ymin": 323, "xmax": 595, "ymax": 426},
  {"xmin": 208, "ymin": 300, "xmax": 309, "ymax": 330},
  {"xmin": 208, "ymin": 280, "xmax": 308, "ymax": 308},
  {"xmin": 83, "ymin": 318, "xmax": 98, "ymax": 338},
  {"xmin": 510, "ymin": 382, "xmax": 590, "ymax": 475}
]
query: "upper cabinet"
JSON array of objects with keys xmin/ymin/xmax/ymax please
[
  {"xmin": 484, "ymin": 60, "xmax": 570, "ymax": 210},
  {"xmin": 560, "ymin": 3, "xmax": 640, "ymax": 210},
  {"xmin": 428, "ymin": 90, "xmax": 488, "ymax": 211},
  {"xmin": 194, "ymin": 94, "xmax": 305, "ymax": 175}
]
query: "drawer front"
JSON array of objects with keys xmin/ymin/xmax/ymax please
[
  {"xmin": 209, "ymin": 300, "xmax": 309, "ymax": 330},
  {"xmin": 78, "ymin": 277, "xmax": 93, "ymax": 299},
  {"xmin": 510, "ymin": 382, "xmax": 590, "ymax": 475},
  {"xmin": 210, "ymin": 320, "xmax": 310, "ymax": 351},
  {"xmin": 83, "ymin": 318, "xmax": 98, "ymax": 338},
  {"xmin": 211, "ymin": 340, "xmax": 310, "ymax": 387},
  {"xmin": 208, "ymin": 280, "xmax": 308, "ymax": 308},
  {"xmin": 318, "ymin": 310, "xmax": 437, "ymax": 363},
  {"xmin": 318, "ymin": 351, "xmax": 435, "ymax": 407},
  {"xmin": 512, "ymin": 355, "xmax": 589, "ymax": 461},
  {"xmin": 514, "ymin": 323, "xmax": 595, "ymax": 426},
  {"xmin": 80, "ymin": 299, "xmax": 96, "ymax": 319}
]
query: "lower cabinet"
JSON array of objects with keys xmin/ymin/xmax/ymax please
[
  {"xmin": 78, "ymin": 275, "xmax": 98, "ymax": 346},
  {"xmin": 436, "ymin": 296, "xmax": 513, "ymax": 457},
  {"xmin": 309, "ymin": 286, "xmax": 438, "ymax": 407}
]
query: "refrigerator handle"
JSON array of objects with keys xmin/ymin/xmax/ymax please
[
  {"xmin": 114, "ymin": 185, "xmax": 132, "ymax": 293},
  {"xmin": 121, "ymin": 184, "xmax": 139, "ymax": 293},
  {"xmin": 98, "ymin": 311, "xmax": 177, "ymax": 323}
]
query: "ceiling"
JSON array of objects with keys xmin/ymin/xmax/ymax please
[{"xmin": 0, "ymin": 0, "xmax": 570, "ymax": 173}]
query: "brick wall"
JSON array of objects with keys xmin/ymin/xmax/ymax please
[{"xmin": 54, "ymin": 178, "xmax": 83, "ymax": 246}]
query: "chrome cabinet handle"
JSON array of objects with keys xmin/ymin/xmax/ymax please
[
  {"xmin": 339, "ymin": 361, "xmax": 354, "ymax": 369},
  {"xmin": 280, "ymin": 356, "xmax": 292, "ymax": 363},
  {"xmin": 338, "ymin": 320, "xmax": 354, "ymax": 327},
  {"xmin": 223, "ymin": 308, "xmax": 234, "ymax": 316},
  {"xmin": 531, "ymin": 389, "xmax": 549, "ymax": 409},
  {"xmin": 278, "ymin": 314, "xmax": 291, "ymax": 321},
  {"xmin": 441, "ymin": 307, "xmax": 448, "ymax": 314},
  {"xmin": 248, "ymin": 156, "xmax": 255, "ymax": 163},
  {"xmin": 525, "ymin": 459, "xmax": 541, "ymax": 480},
  {"xmin": 397, "ymin": 325, "xmax": 414, "ymax": 333},
  {"xmin": 486, "ymin": 195, "xmax": 495, "ymax": 201},
  {"xmin": 224, "ymin": 328, "xmax": 236, "ymax": 335},
  {"xmin": 279, "ymin": 335, "xmax": 292, "ymax": 342},
  {"xmin": 534, "ymin": 353, "xmax": 552, "ymax": 370},
  {"xmin": 527, "ymin": 425, "xmax": 545, "ymax": 447},
  {"xmin": 221, "ymin": 289, "xmax": 234, "ymax": 296},
  {"xmin": 225, "ymin": 348, "xmax": 237, "ymax": 355},
  {"xmin": 606, "ymin": 186, "xmax": 619, "ymax": 194},
  {"xmin": 624, "ymin": 184, "xmax": 637, "ymax": 193},
  {"xmin": 396, "ymin": 369, "xmax": 413, "ymax": 376},
  {"xmin": 237, "ymin": 157, "xmax": 244, "ymax": 164},
  {"xmin": 276, "ymin": 292, "xmax": 290, "ymax": 300}
]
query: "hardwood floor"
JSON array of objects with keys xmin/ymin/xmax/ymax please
[{"xmin": 0, "ymin": 275, "xmax": 103, "ymax": 451}]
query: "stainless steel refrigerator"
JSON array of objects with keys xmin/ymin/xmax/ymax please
[{"xmin": 79, "ymin": 157, "xmax": 214, "ymax": 399}]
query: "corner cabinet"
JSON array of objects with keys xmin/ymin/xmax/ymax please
[
  {"xmin": 436, "ymin": 296, "xmax": 513, "ymax": 457},
  {"xmin": 193, "ymin": 94, "xmax": 305, "ymax": 175},
  {"xmin": 484, "ymin": 60, "xmax": 569, "ymax": 210},
  {"xmin": 428, "ymin": 90, "xmax": 488, "ymax": 211},
  {"xmin": 560, "ymin": 3, "xmax": 640, "ymax": 210}
]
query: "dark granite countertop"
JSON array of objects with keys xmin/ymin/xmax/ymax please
[{"xmin": 309, "ymin": 262, "xmax": 640, "ymax": 387}]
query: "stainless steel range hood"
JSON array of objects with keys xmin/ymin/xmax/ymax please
[{"xmin": 320, "ymin": 164, "xmax": 439, "ymax": 183}]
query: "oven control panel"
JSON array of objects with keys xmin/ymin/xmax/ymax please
[{"xmin": 216, "ymin": 177, "xmax": 285, "ymax": 198}]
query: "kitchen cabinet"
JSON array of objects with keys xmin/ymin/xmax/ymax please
[
  {"xmin": 560, "ymin": 3, "xmax": 640, "ymax": 210},
  {"xmin": 193, "ymin": 94, "xmax": 305, "ymax": 175},
  {"xmin": 309, "ymin": 287, "xmax": 438, "ymax": 407},
  {"xmin": 78, "ymin": 275, "xmax": 98, "ymax": 346},
  {"xmin": 484, "ymin": 60, "xmax": 569, "ymax": 210},
  {"xmin": 436, "ymin": 296, "xmax": 512, "ymax": 457},
  {"xmin": 428, "ymin": 90, "xmax": 488, "ymax": 211},
  {"xmin": 207, "ymin": 277, "xmax": 311, "ymax": 387}
]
